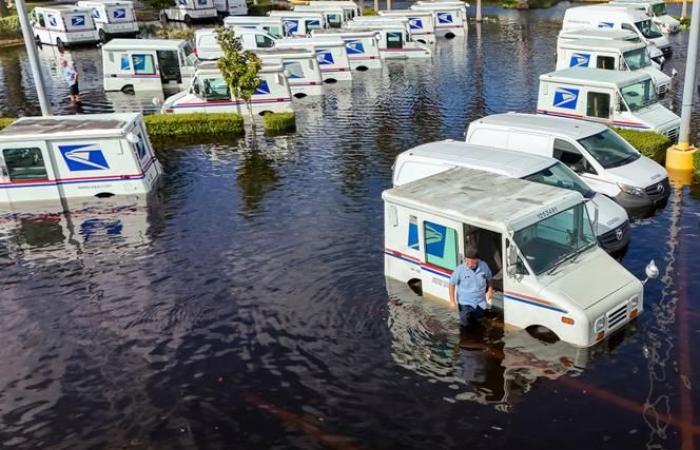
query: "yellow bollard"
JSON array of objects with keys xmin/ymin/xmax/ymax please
[
  {"xmin": 665, "ymin": 142, "xmax": 697, "ymax": 172},
  {"xmin": 667, "ymin": 167, "xmax": 695, "ymax": 189}
]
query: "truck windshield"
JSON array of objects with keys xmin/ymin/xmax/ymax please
[
  {"xmin": 577, "ymin": 129, "xmax": 640, "ymax": 169},
  {"xmin": 651, "ymin": 3, "xmax": 667, "ymax": 16},
  {"xmin": 514, "ymin": 203, "xmax": 596, "ymax": 276},
  {"xmin": 635, "ymin": 19, "xmax": 663, "ymax": 38},
  {"xmin": 623, "ymin": 47, "xmax": 651, "ymax": 70},
  {"xmin": 522, "ymin": 162, "xmax": 595, "ymax": 199},
  {"xmin": 182, "ymin": 43, "xmax": 198, "ymax": 66},
  {"xmin": 620, "ymin": 78, "xmax": 657, "ymax": 112}
]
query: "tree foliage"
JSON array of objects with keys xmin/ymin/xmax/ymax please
[
  {"xmin": 142, "ymin": 0, "xmax": 173, "ymax": 12},
  {"xmin": 214, "ymin": 26, "xmax": 262, "ymax": 123}
]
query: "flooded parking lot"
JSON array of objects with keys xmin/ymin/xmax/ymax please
[{"xmin": 1, "ymin": 2, "xmax": 700, "ymax": 449}]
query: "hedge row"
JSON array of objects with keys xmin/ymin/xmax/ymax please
[
  {"xmin": 613, "ymin": 128, "xmax": 671, "ymax": 164},
  {"xmin": 362, "ymin": 7, "xmax": 377, "ymax": 15},
  {"xmin": 0, "ymin": 15, "xmax": 21, "ymax": 40}
]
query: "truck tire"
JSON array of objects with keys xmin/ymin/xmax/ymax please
[
  {"xmin": 184, "ymin": 14, "xmax": 193, "ymax": 25},
  {"xmin": 160, "ymin": 11, "xmax": 169, "ymax": 23},
  {"xmin": 56, "ymin": 37, "xmax": 65, "ymax": 51},
  {"xmin": 98, "ymin": 29, "xmax": 107, "ymax": 42}
]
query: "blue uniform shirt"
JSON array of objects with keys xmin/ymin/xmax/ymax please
[{"xmin": 449, "ymin": 260, "xmax": 493, "ymax": 308}]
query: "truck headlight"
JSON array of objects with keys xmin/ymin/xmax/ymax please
[
  {"xmin": 594, "ymin": 316, "xmax": 606, "ymax": 333},
  {"xmin": 629, "ymin": 295, "xmax": 640, "ymax": 309},
  {"xmin": 618, "ymin": 182, "xmax": 645, "ymax": 197}
]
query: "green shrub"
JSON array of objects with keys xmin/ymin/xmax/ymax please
[
  {"xmin": 614, "ymin": 128, "xmax": 671, "ymax": 163},
  {"xmin": 139, "ymin": 23, "xmax": 194, "ymax": 41},
  {"xmin": 249, "ymin": 3, "xmax": 287, "ymax": 16},
  {"xmin": 0, "ymin": 16, "xmax": 21, "ymax": 40},
  {"xmin": 263, "ymin": 112, "xmax": 296, "ymax": 134},
  {"xmin": 362, "ymin": 7, "xmax": 377, "ymax": 15},
  {"xmin": 144, "ymin": 113, "xmax": 245, "ymax": 139},
  {"xmin": 694, "ymin": 150, "xmax": 700, "ymax": 179},
  {"xmin": 0, "ymin": 117, "xmax": 15, "ymax": 130}
]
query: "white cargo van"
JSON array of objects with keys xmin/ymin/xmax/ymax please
[
  {"xmin": 393, "ymin": 141, "xmax": 631, "ymax": 253},
  {"xmin": 213, "ymin": 0, "xmax": 247, "ymax": 17},
  {"xmin": 311, "ymin": 29, "xmax": 382, "ymax": 70},
  {"xmin": 268, "ymin": 11, "xmax": 327, "ymax": 37},
  {"xmin": 345, "ymin": 20, "xmax": 432, "ymax": 59},
  {"xmin": 275, "ymin": 37, "xmax": 353, "ymax": 82},
  {"xmin": 557, "ymin": 29, "xmax": 664, "ymax": 70},
  {"xmin": 253, "ymin": 47, "xmax": 324, "ymax": 97},
  {"xmin": 0, "ymin": 113, "xmax": 161, "ymax": 204},
  {"xmin": 556, "ymin": 38, "xmax": 671, "ymax": 97},
  {"xmin": 383, "ymin": 166, "xmax": 655, "ymax": 348},
  {"xmin": 610, "ymin": 0, "xmax": 680, "ymax": 34},
  {"xmin": 224, "ymin": 16, "xmax": 287, "ymax": 38},
  {"xmin": 31, "ymin": 6, "xmax": 99, "ymax": 49},
  {"xmin": 102, "ymin": 38, "xmax": 197, "ymax": 94},
  {"xmin": 160, "ymin": 0, "xmax": 217, "ymax": 24},
  {"xmin": 465, "ymin": 113, "xmax": 671, "ymax": 211},
  {"xmin": 161, "ymin": 62, "xmax": 293, "ymax": 116},
  {"xmin": 377, "ymin": 10, "xmax": 436, "ymax": 45},
  {"xmin": 537, "ymin": 68, "xmax": 680, "ymax": 139},
  {"xmin": 292, "ymin": 4, "xmax": 347, "ymax": 28},
  {"xmin": 77, "ymin": 0, "xmax": 138, "ymax": 41},
  {"xmin": 410, "ymin": 2, "xmax": 466, "ymax": 38},
  {"xmin": 561, "ymin": 5, "xmax": 672, "ymax": 62}
]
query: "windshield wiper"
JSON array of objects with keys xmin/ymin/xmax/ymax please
[{"xmin": 544, "ymin": 241, "xmax": 596, "ymax": 276}]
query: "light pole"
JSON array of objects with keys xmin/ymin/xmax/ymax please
[
  {"xmin": 666, "ymin": 0, "xmax": 699, "ymax": 173},
  {"xmin": 476, "ymin": 0, "xmax": 482, "ymax": 22},
  {"xmin": 14, "ymin": 0, "xmax": 52, "ymax": 116}
]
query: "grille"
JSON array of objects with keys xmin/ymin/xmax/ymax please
[
  {"xmin": 599, "ymin": 220, "xmax": 629, "ymax": 246},
  {"xmin": 666, "ymin": 127, "xmax": 679, "ymax": 142},
  {"xmin": 607, "ymin": 303, "xmax": 628, "ymax": 330},
  {"xmin": 644, "ymin": 178, "xmax": 670, "ymax": 199}
]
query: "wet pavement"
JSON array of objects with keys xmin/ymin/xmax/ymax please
[{"xmin": 1, "ymin": 2, "xmax": 700, "ymax": 449}]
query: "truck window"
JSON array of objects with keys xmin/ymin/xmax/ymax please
[
  {"xmin": 3, "ymin": 148, "xmax": 48, "ymax": 181},
  {"xmin": 255, "ymin": 34, "xmax": 274, "ymax": 48},
  {"xmin": 387, "ymin": 31, "xmax": 403, "ymax": 49},
  {"xmin": 596, "ymin": 55, "xmax": 615, "ymax": 70},
  {"xmin": 586, "ymin": 92, "xmax": 610, "ymax": 119},
  {"xmin": 37, "ymin": 12, "xmax": 46, "ymax": 27},
  {"xmin": 202, "ymin": 77, "xmax": 230, "ymax": 100},
  {"xmin": 408, "ymin": 215, "xmax": 418, "ymax": 250},
  {"xmin": 284, "ymin": 61, "xmax": 305, "ymax": 79},
  {"xmin": 306, "ymin": 19, "xmax": 322, "ymax": 30},
  {"xmin": 327, "ymin": 13, "xmax": 342, "ymax": 28},
  {"xmin": 424, "ymin": 221, "xmax": 458, "ymax": 271},
  {"xmin": 132, "ymin": 54, "xmax": 156, "ymax": 75}
]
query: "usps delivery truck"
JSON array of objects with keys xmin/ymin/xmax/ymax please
[
  {"xmin": 160, "ymin": 0, "xmax": 218, "ymax": 24},
  {"xmin": 311, "ymin": 29, "xmax": 383, "ymax": 70},
  {"xmin": 77, "ymin": 0, "xmax": 139, "ymax": 41},
  {"xmin": 253, "ymin": 47, "xmax": 324, "ymax": 97},
  {"xmin": 32, "ymin": 6, "xmax": 99, "ymax": 49},
  {"xmin": 610, "ymin": 0, "xmax": 680, "ymax": 34},
  {"xmin": 378, "ymin": 10, "xmax": 436, "ymax": 45},
  {"xmin": 275, "ymin": 37, "xmax": 353, "ymax": 82},
  {"xmin": 384, "ymin": 166, "xmax": 658, "ymax": 347},
  {"xmin": 410, "ymin": 2, "xmax": 466, "ymax": 38},
  {"xmin": 213, "ymin": 0, "xmax": 247, "ymax": 16},
  {"xmin": 0, "ymin": 113, "xmax": 161, "ymax": 204},
  {"xmin": 345, "ymin": 20, "xmax": 433, "ymax": 59}
]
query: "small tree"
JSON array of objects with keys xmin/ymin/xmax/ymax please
[
  {"xmin": 142, "ymin": 0, "xmax": 173, "ymax": 12},
  {"xmin": 214, "ymin": 27, "xmax": 262, "ymax": 124}
]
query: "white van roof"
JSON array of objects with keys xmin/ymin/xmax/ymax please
[
  {"xmin": 293, "ymin": 4, "xmax": 345, "ymax": 11},
  {"xmin": 379, "ymin": 9, "xmax": 434, "ymax": 15},
  {"xmin": 558, "ymin": 38, "xmax": 645, "ymax": 52},
  {"xmin": 470, "ymin": 113, "xmax": 606, "ymax": 140},
  {"xmin": 398, "ymin": 140, "xmax": 556, "ymax": 178},
  {"xmin": 312, "ymin": 29, "xmax": 379, "ymax": 37},
  {"xmin": 0, "ymin": 113, "xmax": 140, "ymax": 141},
  {"xmin": 565, "ymin": 4, "xmax": 649, "ymax": 20},
  {"xmin": 103, "ymin": 38, "xmax": 187, "ymax": 51},
  {"xmin": 36, "ymin": 5, "xmax": 93, "ymax": 12},
  {"xmin": 540, "ymin": 67, "xmax": 650, "ymax": 88},
  {"xmin": 275, "ymin": 36, "xmax": 345, "ymax": 46},
  {"xmin": 268, "ymin": 11, "xmax": 325, "ymax": 17},
  {"xmin": 383, "ymin": 167, "xmax": 582, "ymax": 232},
  {"xmin": 225, "ymin": 16, "xmax": 282, "ymax": 23},
  {"xmin": 558, "ymin": 29, "xmax": 640, "ymax": 41},
  {"xmin": 77, "ymin": 0, "xmax": 133, "ymax": 6}
]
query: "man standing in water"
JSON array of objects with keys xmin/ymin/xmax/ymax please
[
  {"xmin": 60, "ymin": 59, "xmax": 80, "ymax": 104},
  {"xmin": 449, "ymin": 246, "xmax": 493, "ymax": 328}
]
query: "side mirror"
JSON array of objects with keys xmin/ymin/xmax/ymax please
[
  {"xmin": 643, "ymin": 259, "xmax": 659, "ymax": 284},
  {"xmin": 506, "ymin": 241, "xmax": 517, "ymax": 276}
]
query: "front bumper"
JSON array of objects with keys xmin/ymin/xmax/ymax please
[{"xmin": 613, "ymin": 177, "xmax": 671, "ymax": 210}]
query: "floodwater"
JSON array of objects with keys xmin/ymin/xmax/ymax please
[{"xmin": 1, "ymin": 2, "xmax": 700, "ymax": 449}]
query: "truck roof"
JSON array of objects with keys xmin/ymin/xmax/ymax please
[
  {"xmin": 253, "ymin": 47, "xmax": 315, "ymax": 58},
  {"xmin": 558, "ymin": 29, "xmax": 640, "ymax": 41},
  {"xmin": 275, "ymin": 37, "xmax": 345, "ymax": 46},
  {"xmin": 0, "ymin": 113, "xmax": 140, "ymax": 140},
  {"xmin": 312, "ymin": 29, "xmax": 379, "ymax": 37},
  {"xmin": 558, "ymin": 37, "xmax": 644, "ymax": 51},
  {"xmin": 540, "ymin": 67, "xmax": 650, "ymax": 87},
  {"xmin": 77, "ymin": 0, "xmax": 134, "ymax": 6},
  {"xmin": 383, "ymin": 167, "xmax": 583, "ymax": 233},
  {"xmin": 36, "ymin": 5, "xmax": 92, "ymax": 12},
  {"xmin": 471, "ymin": 113, "xmax": 606, "ymax": 140},
  {"xmin": 268, "ymin": 10, "xmax": 325, "ymax": 17},
  {"xmin": 564, "ymin": 4, "xmax": 649, "ymax": 18},
  {"xmin": 196, "ymin": 61, "xmax": 283, "ymax": 74},
  {"xmin": 398, "ymin": 140, "xmax": 556, "ymax": 178},
  {"xmin": 103, "ymin": 38, "xmax": 186, "ymax": 50},
  {"xmin": 378, "ymin": 9, "xmax": 433, "ymax": 15}
]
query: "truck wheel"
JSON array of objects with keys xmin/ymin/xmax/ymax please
[
  {"xmin": 34, "ymin": 35, "xmax": 42, "ymax": 47},
  {"xmin": 120, "ymin": 84, "xmax": 135, "ymax": 94},
  {"xmin": 160, "ymin": 12, "xmax": 169, "ymax": 23},
  {"xmin": 444, "ymin": 32, "xmax": 455, "ymax": 39},
  {"xmin": 56, "ymin": 38, "xmax": 65, "ymax": 51},
  {"xmin": 98, "ymin": 29, "xmax": 107, "ymax": 42},
  {"xmin": 184, "ymin": 14, "xmax": 193, "ymax": 25}
]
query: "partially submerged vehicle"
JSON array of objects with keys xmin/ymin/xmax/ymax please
[
  {"xmin": 253, "ymin": 47, "xmax": 324, "ymax": 97},
  {"xmin": 31, "ymin": 5, "xmax": 99, "ymax": 49},
  {"xmin": 306, "ymin": 1, "xmax": 360, "ymax": 21},
  {"xmin": 224, "ymin": 16, "xmax": 287, "ymax": 38},
  {"xmin": 609, "ymin": 0, "xmax": 680, "ymax": 34},
  {"xmin": 383, "ymin": 166, "xmax": 657, "ymax": 348},
  {"xmin": 393, "ymin": 141, "xmax": 631, "ymax": 253},
  {"xmin": 292, "ymin": 4, "xmax": 348, "ymax": 28},
  {"xmin": 537, "ymin": 67, "xmax": 680, "ymax": 140},
  {"xmin": 159, "ymin": 0, "xmax": 217, "ymax": 24},
  {"xmin": 465, "ymin": 113, "xmax": 671, "ymax": 211},
  {"xmin": 161, "ymin": 62, "xmax": 293, "ymax": 115},
  {"xmin": 345, "ymin": 19, "xmax": 432, "ymax": 59},
  {"xmin": 268, "ymin": 11, "xmax": 327, "ymax": 37},
  {"xmin": 102, "ymin": 38, "xmax": 198, "ymax": 94},
  {"xmin": 275, "ymin": 37, "xmax": 353, "ymax": 82},
  {"xmin": 0, "ymin": 113, "xmax": 161, "ymax": 204},
  {"xmin": 410, "ymin": 1, "xmax": 467, "ymax": 38},
  {"xmin": 311, "ymin": 29, "xmax": 383, "ymax": 70},
  {"xmin": 557, "ymin": 28, "xmax": 664, "ymax": 67},
  {"xmin": 213, "ymin": 0, "xmax": 247, "ymax": 17},
  {"xmin": 556, "ymin": 38, "xmax": 671, "ymax": 97},
  {"xmin": 76, "ymin": 0, "xmax": 139, "ymax": 41},
  {"xmin": 377, "ymin": 10, "xmax": 437, "ymax": 45}
]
